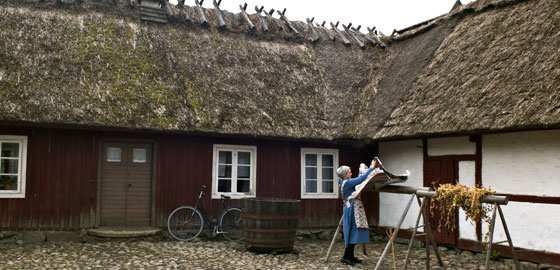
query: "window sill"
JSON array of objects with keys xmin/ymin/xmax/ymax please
[
  {"xmin": 0, "ymin": 192, "xmax": 25, "ymax": 199},
  {"xmin": 301, "ymin": 194, "xmax": 339, "ymax": 199},
  {"xmin": 211, "ymin": 193, "xmax": 256, "ymax": 200}
]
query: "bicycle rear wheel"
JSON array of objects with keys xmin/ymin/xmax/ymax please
[
  {"xmin": 219, "ymin": 207, "xmax": 242, "ymax": 241},
  {"xmin": 167, "ymin": 206, "xmax": 204, "ymax": 241}
]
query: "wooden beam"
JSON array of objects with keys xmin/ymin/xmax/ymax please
[{"xmin": 497, "ymin": 194, "xmax": 560, "ymax": 204}]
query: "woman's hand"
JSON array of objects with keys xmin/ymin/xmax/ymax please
[{"xmin": 370, "ymin": 158, "xmax": 382, "ymax": 169}]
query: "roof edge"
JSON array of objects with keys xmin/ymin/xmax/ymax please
[
  {"xmin": 391, "ymin": 0, "xmax": 532, "ymax": 43},
  {"xmin": 375, "ymin": 123, "xmax": 560, "ymax": 142}
]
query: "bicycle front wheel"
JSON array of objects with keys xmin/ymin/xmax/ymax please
[
  {"xmin": 219, "ymin": 207, "xmax": 242, "ymax": 241},
  {"xmin": 167, "ymin": 206, "xmax": 204, "ymax": 241}
]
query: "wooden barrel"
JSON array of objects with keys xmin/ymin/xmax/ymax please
[{"xmin": 240, "ymin": 198, "xmax": 300, "ymax": 253}]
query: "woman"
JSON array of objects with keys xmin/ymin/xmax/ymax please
[{"xmin": 336, "ymin": 159, "xmax": 380, "ymax": 265}]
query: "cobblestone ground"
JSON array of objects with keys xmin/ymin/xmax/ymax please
[{"xmin": 0, "ymin": 237, "xmax": 525, "ymax": 269}]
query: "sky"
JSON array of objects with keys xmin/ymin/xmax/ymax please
[{"xmin": 169, "ymin": 0, "xmax": 476, "ymax": 34}]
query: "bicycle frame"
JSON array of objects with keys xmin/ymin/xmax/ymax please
[{"xmin": 192, "ymin": 186, "xmax": 231, "ymax": 237}]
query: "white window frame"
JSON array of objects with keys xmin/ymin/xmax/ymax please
[
  {"xmin": 300, "ymin": 148, "xmax": 339, "ymax": 199},
  {"xmin": 212, "ymin": 144, "xmax": 257, "ymax": 199},
  {"xmin": 0, "ymin": 136, "xmax": 28, "ymax": 199}
]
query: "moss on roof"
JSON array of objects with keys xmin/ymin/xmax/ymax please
[
  {"xmin": 0, "ymin": 5, "xmax": 387, "ymax": 140},
  {"xmin": 1, "ymin": 0, "xmax": 558, "ymax": 141}
]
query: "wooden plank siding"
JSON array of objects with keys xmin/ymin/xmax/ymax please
[
  {"xmin": 0, "ymin": 127, "xmax": 98, "ymax": 229},
  {"xmin": 0, "ymin": 126, "xmax": 377, "ymax": 229},
  {"xmin": 154, "ymin": 135, "xmax": 379, "ymax": 229}
]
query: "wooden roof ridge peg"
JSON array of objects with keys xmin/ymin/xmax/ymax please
[
  {"xmin": 164, "ymin": 0, "xmax": 178, "ymax": 19},
  {"xmin": 316, "ymin": 21, "xmax": 335, "ymax": 41},
  {"xmin": 391, "ymin": 28, "xmax": 400, "ymax": 40},
  {"xmin": 194, "ymin": 0, "xmax": 209, "ymax": 28},
  {"xmin": 342, "ymin": 22, "xmax": 365, "ymax": 48},
  {"xmin": 212, "ymin": 0, "xmax": 227, "ymax": 30},
  {"xmin": 330, "ymin": 21, "xmax": 351, "ymax": 46},
  {"xmin": 276, "ymin": 8, "xmax": 300, "ymax": 34},
  {"xmin": 264, "ymin": 8, "xmax": 275, "ymax": 31},
  {"xmin": 351, "ymin": 25, "xmax": 371, "ymax": 47},
  {"xmin": 168, "ymin": 0, "xmax": 191, "ymax": 23},
  {"xmin": 367, "ymin": 26, "xmax": 387, "ymax": 48},
  {"xmin": 305, "ymin": 17, "xmax": 320, "ymax": 43},
  {"xmin": 351, "ymin": 25, "xmax": 361, "ymax": 32},
  {"xmin": 451, "ymin": 0, "xmax": 463, "ymax": 13},
  {"xmin": 254, "ymin": 6, "xmax": 269, "ymax": 32},
  {"xmin": 363, "ymin": 26, "xmax": 379, "ymax": 46},
  {"xmin": 239, "ymin": 3, "xmax": 256, "ymax": 33}
]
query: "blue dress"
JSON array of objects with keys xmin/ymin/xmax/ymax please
[{"xmin": 339, "ymin": 168, "xmax": 373, "ymax": 247}]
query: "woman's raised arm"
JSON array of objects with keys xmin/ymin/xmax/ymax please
[{"xmin": 343, "ymin": 167, "xmax": 373, "ymax": 189}]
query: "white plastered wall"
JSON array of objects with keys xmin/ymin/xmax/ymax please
[
  {"xmin": 482, "ymin": 130, "xmax": 560, "ymax": 253},
  {"xmin": 483, "ymin": 130, "xmax": 560, "ymax": 196},
  {"xmin": 379, "ymin": 140, "xmax": 423, "ymax": 229},
  {"xmin": 480, "ymin": 202, "xmax": 560, "ymax": 253},
  {"xmin": 458, "ymin": 161, "xmax": 478, "ymax": 241},
  {"xmin": 428, "ymin": 136, "xmax": 476, "ymax": 156}
]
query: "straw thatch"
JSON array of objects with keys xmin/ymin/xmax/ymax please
[
  {"xmin": 376, "ymin": 0, "xmax": 560, "ymax": 139},
  {"xmin": 1, "ymin": 0, "xmax": 558, "ymax": 141},
  {"xmin": 0, "ymin": 3, "xmax": 389, "ymax": 140}
]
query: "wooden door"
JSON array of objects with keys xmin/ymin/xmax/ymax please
[
  {"xmin": 424, "ymin": 158, "xmax": 457, "ymax": 245},
  {"xmin": 100, "ymin": 143, "xmax": 127, "ymax": 226},
  {"xmin": 125, "ymin": 144, "xmax": 152, "ymax": 226},
  {"xmin": 100, "ymin": 143, "xmax": 152, "ymax": 226}
]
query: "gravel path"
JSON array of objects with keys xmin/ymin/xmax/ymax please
[{"xmin": 0, "ymin": 238, "xmax": 527, "ymax": 269}]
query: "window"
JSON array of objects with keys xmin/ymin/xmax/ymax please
[
  {"xmin": 301, "ymin": 148, "xmax": 339, "ymax": 199},
  {"xmin": 106, "ymin": 147, "xmax": 122, "ymax": 162},
  {"xmin": 0, "ymin": 136, "xmax": 28, "ymax": 198},
  {"xmin": 212, "ymin": 145, "xmax": 257, "ymax": 199},
  {"xmin": 132, "ymin": 148, "xmax": 147, "ymax": 163}
]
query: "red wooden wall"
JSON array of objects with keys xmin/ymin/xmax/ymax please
[
  {"xmin": 0, "ymin": 126, "xmax": 378, "ymax": 229},
  {"xmin": 155, "ymin": 135, "xmax": 379, "ymax": 228},
  {"xmin": 0, "ymin": 127, "xmax": 98, "ymax": 229}
]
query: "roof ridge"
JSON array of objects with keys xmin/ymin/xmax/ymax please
[{"xmin": 4, "ymin": 0, "xmax": 391, "ymax": 50}]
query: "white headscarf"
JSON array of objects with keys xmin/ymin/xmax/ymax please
[{"xmin": 336, "ymin": 165, "xmax": 350, "ymax": 179}]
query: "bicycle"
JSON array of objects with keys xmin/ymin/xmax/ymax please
[{"xmin": 167, "ymin": 185, "xmax": 242, "ymax": 241}]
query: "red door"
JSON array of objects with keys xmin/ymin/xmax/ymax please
[{"xmin": 424, "ymin": 158, "xmax": 458, "ymax": 245}]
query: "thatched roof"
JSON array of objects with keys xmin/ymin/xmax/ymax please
[
  {"xmin": 375, "ymin": 0, "xmax": 560, "ymax": 139},
  {"xmin": 0, "ymin": 1, "xmax": 392, "ymax": 140},
  {"xmin": 1, "ymin": 0, "xmax": 558, "ymax": 141}
]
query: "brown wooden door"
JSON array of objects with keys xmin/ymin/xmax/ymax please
[
  {"xmin": 125, "ymin": 144, "xmax": 152, "ymax": 226},
  {"xmin": 424, "ymin": 158, "xmax": 458, "ymax": 245},
  {"xmin": 100, "ymin": 143, "xmax": 152, "ymax": 226}
]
